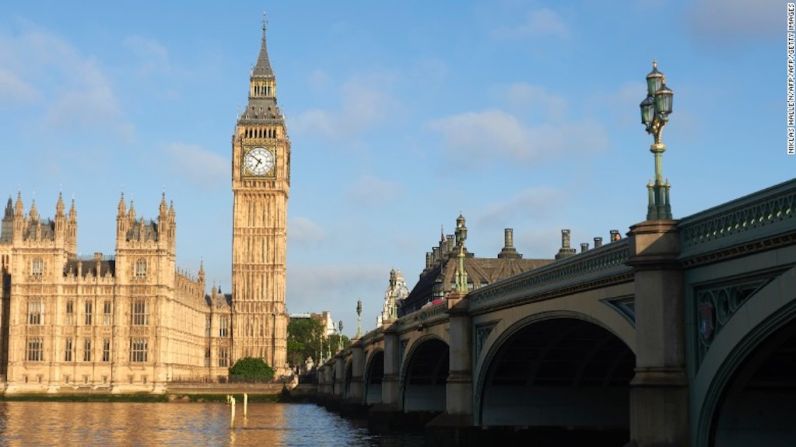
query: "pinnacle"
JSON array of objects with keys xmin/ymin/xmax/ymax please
[{"xmin": 252, "ymin": 22, "xmax": 274, "ymax": 78}]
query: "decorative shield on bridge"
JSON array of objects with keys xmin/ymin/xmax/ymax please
[{"xmin": 698, "ymin": 302, "xmax": 715, "ymax": 341}]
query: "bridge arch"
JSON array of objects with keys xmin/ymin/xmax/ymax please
[
  {"xmin": 694, "ymin": 266, "xmax": 796, "ymax": 447},
  {"xmin": 363, "ymin": 349, "xmax": 384, "ymax": 405},
  {"xmin": 475, "ymin": 312, "xmax": 635, "ymax": 443},
  {"xmin": 400, "ymin": 334, "xmax": 449, "ymax": 412}
]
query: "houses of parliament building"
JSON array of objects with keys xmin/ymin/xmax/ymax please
[{"xmin": 0, "ymin": 24, "xmax": 290, "ymax": 393}]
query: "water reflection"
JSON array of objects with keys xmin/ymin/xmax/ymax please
[{"xmin": 0, "ymin": 402, "xmax": 424, "ymax": 446}]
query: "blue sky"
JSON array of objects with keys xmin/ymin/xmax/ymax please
[{"xmin": 0, "ymin": 0, "xmax": 789, "ymax": 336}]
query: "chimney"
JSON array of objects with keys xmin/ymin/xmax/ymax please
[
  {"xmin": 555, "ymin": 229, "xmax": 577, "ymax": 260},
  {"xmin": 610, "ymin": 229, "xmax": 621, "ymax": 242},
  {"xmin": 425, "ymin": 252, "xmax": 432, "ymax": 269},
  {"xmin": 504, "ymin": 228, "xmax": 514, "ymax": 248},
  {"xmin": 594, "ymin": 237, "xmax": 603, "ymax": 248},
  {"xmin": 446, "ymin": 235, "xmax": 455, "ymax": 253},
  {"xmin": 580, "ymin": 243, "xmax": 589, "ymax": 253},
  {"xmin": 497, "ymin": 228, "xmax": 521, "ymax": 259}
]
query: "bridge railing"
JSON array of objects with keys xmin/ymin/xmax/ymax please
[
  {"xmin": 678, "ymin": 178, "xmax": 796, "ymax": 260},
  {"xmin": 468, "ymin": 238, "xmax": 632, "ymax": 312},
  {"xmin": 394, "ymin": 300, "xmax": 449, "ymax": 331}
]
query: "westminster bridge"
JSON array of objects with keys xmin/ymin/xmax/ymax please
[{"xmin": 315, "ymin": 178, "xmax": 796, "ymax": 447}]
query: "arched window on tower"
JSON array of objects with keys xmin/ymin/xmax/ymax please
[{"xmin": 134, "ymin": 258, "xmax": 147, "ymax": 278}]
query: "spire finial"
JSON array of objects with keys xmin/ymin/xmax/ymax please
[
  {"xmin": 56, "ymin": 192, "xmax": 65, "ymax": 215},
  {"xmin": 252, "ymin": 12, "xmax": 274, "ymax": 77}
]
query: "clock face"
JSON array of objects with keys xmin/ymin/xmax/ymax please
[{"xmin": 244, "ymin": 147, "xmax": 275, "ymax": 176}]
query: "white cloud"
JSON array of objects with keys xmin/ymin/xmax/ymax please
[
  {"xmin": 0, "ymin": 25, "xmax": 132, "ymax": 138},
  {"xmin": 428, "ymin": 109, "xmax": 608, "ymax": 164},
  {"xmin": 587, "ymin": 81, "xmax": 647, "ymax": 127},
  {"xmin": 286, "ymin": 263, "xmax": 391, "ymax": 331},
  {"xmin": 494, "ymin": 83, "xmax": 568, "ymax": 120},
  {"xmin": 124, "ymin": 35, "xmax": 170, "ymax": 75},
  {"xmin": 0, "ymin": 68, "xmax": 39, "ymax": 103},
  {"xmin": 492, "ymin": 8, "xmax": 571, "ymax": 39},
  {"xmin": 164, "ymin": 143, "xmax": 227, "ymax": 188},
  {"xmin": 289, "ymin": 217, "xmax": 326, "ymax": 246},
  {"xmin": 293, "ymin": 74, "xmax": 399, "ymax": 140},
  {"xmin": 478, "ymin": 187, "xmax": 564, "ymax": 225},
  {"xmin": 516, "ymin": 227, "xmax": 564, "ymax": 259},
  {"xmin": 307, "ymin": 69, "xmax": 330, "ymax": 90},
  {"xmin": 346, "ymin": 175, "xmax": 402, "ymax": 207},
  {"xmin": 688, "ymin": 0, "xmax": 780, "ymax": 42}
]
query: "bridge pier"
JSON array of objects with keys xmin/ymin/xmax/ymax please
[
  {"xmin": 333, "ymin": 355, "xmax": 344, "ymax": 398},
  {"xmin": 369, "ymin": 325, "xmax": 405, "ymax": 432},
  {"xmin": 348, "ymin": 342, "xmax": 364, "ymax": 402},
  {"xmin": 628, "ymin": 220, "xmax": 689, "ymax": 447},
  {"xmin": 427, "ymin": 296, "xmax": 477, "ymax": 444},
  {"xmin": 339, "ymin": 342, "xmax": 368, "ymax": 418}
]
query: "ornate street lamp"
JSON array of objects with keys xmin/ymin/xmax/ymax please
[
  {"xmin": 318, "ymin": 333, "xmax": 324, "ymax": 363},
  {"xmin": 355, "ymin": 300, "xmax": 363, "ymax": 339},
  {"xmin": 639, "ymin": 61, "xmax": 674, "ymax": 220},
  {"xmin": 337, "ymin": 320, "xmax": 344, "ymax": 351}
]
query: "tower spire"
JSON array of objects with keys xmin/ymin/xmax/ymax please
[{"xmin": 253, "ymin": 13, "xmax": 274, "ymax": 78}]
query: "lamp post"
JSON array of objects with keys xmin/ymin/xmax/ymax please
[
  {"xmin": 639, "ymin": 60, "xmax": 674, "ymax": 220},
  {"xmin": 355, "ymin": 300, "xmax": 362, "ymax": 339},
  {"xmin": 318, "ymin": 333, "xmax": 324, "ymax": 363},
  {"xmin": 337, "ymin": 320, "xmax": 344, "ymax": 351}
]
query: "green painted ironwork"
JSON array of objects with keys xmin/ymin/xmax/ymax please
[
  {"xmin": 679, "ymin": 179, "xmax": 796, "ymax": 258},
  {"xmin": 469, "ymin": 239, "xmax": 631, "ymax": 311},
  {"xmin": 693, "ymin": 274, "xmax": 780, "ymax": 368}
]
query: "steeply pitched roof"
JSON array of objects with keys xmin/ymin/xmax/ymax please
[
  {"xmin": 252, "ymin": 25, "xmax": 273, "ymax": 78},
  {"xmin": 400, "ymin": 256, "xmax": 553, "ymax": 316}
]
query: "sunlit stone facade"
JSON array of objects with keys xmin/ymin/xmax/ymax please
[{"xmin": 0, "ymin": 194, "xmax": 232, "ymax": 393}]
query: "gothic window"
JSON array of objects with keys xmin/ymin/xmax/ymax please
[
  {"xmin": 130, "ymin": 338, "xmax": 148, "ymax": 363},
  {"xmin": 64, "ymin": 337, "xmax": 73, "ymax": 362},
  {"xmin": 134, "ymin": 258, "xmax": 147, "ymax": 278},
  {"xmin": 66, "ymin": 300, "xmax": 74, "ymax": 325},
  {"xmin": 219, "ymin": 315, "xmax": 229, "ymax": 337},
  {"xmin": 102, "ymin": 338, "xmax": 111, "ymax": 362},
  {"xmin": 132, "ymin": 299, "xmax": 148, "ymax": 326},
  {"xmin": 102, "ymin": 301, "xmax": 112, "ymax": 326},
  {"xmin": 27, "ymin": 337, "xmax": 43, "ymax": 362},
  {"xmin": 31, "ymin": 258, "xmax": 43, "ymax": 277},
  {"xmin": 83, "ymin": 338, "xmax": 92, "ymax": 362},
  {"xmin": 205, "ymin": 315, "xmax": 211, "ymax": 337},
  {"xmin": 27, "ymin": 299, "xmax": 43, "ymax": 325},
  {"xmin": 218, "ymin": 347, "xmax": 229, "ymax": 367},
  {"xmin": 84, "ymin": 301, "xmax": 93, "ymax": 325}
]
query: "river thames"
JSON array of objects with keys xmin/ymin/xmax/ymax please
[{"xmin": 0, "ymin": 402, "xmax": 424, "ymax": 446}]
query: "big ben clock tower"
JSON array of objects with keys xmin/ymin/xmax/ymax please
[{"xmin": 231, "ymin": 21, "xmax": 289, "ymax": 372}]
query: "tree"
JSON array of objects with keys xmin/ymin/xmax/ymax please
[
  {"xmin": 287, "ymin": 317, "xmax": 325, "ymax": 368},
  {"xmin": 229, "ymin": 357, "xmax": 275, "ymax": 381},
  {"xmin": 327, "ymin": 333, "xmax": 351, "ymax": 352}
]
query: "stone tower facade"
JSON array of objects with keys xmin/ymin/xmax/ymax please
[{"xmin": 230, "ymin": 23, "xmax": 289, "ymax": 371}]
